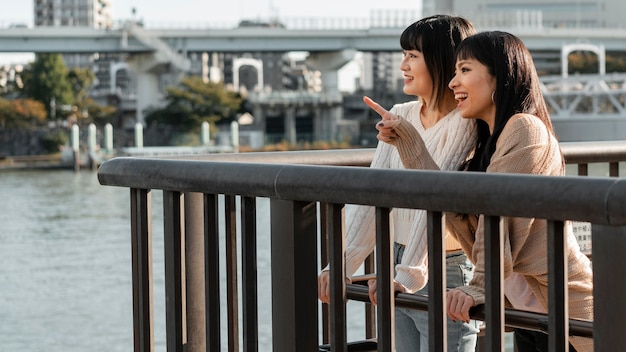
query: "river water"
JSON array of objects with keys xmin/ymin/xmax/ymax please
[
  {"xmin": 0, "ymin": 169, "xmax": 369, "ymax": 352},
  {"xmin": 5, "ymin": 164, "xmax": 608, "ymax": 351}
]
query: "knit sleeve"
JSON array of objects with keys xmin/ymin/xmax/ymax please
[
  {"xmin": 453, "ymin": 114, "xmax": 560, "ymax": 305},
  {"xmin": 393, "ymin": 208, "xmax": 429, "ymax": 292},
  {"xmin": 388, "ymin": 118, "xmax": 440, "ymax": 170},
  {"xmin": 380, "ymin": 116, "xmax": 436, "ymax": 292}
]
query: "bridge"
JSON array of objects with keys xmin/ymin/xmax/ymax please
[
  {"xmin": 3, "ymin": 15, "xmax": 626, "ymax": 53},
  {"xmin": 2, "ymin": 18, "xmax": 626, "ymax": 141}
]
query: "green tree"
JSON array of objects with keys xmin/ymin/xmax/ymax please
[
  {"xmin": 67, "ymin": 67, "xmax": 95, "ymax": 104},
  {"xmin": 144, "ymin": 76, "xmax": 242, "ymax": 132},
  {"xmin": 80, "ymin": 98, "xmax": 117, "ymax": 126},
  {"xmin": 24, "ymin": 53, "xmax": 73, "ymax": 118},
  {"xmin": 66, "ymin": 67, "xmax": 116, "ymax": 126}
]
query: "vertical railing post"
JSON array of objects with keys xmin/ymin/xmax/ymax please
[
  {"xmin": 428, "ymin": 211, "xmax": 446, "ymax": 352},
  {"xmin": 375, "ymin": 207, "xmax": 394, "ymax": 352},
  {"xmin": 204, "ymin": 194, "xmax": 221, "ymax": 351},
  {"xmin": 163, "ymin": 191, "xmax": 186, "ymax": 352},
  {"xmin": 225, "ymin": 195, "xmax": 239, "ymax": 352},
  {"xmin": 184, "ymin": 192, "xmax": 206, "ymax": 351},
  {"xmin": 241, "ymin": 196, "xmax": 259, "ymax": 352},
  {"xmin": 609, "ymin": 162, "xmax": 619, "ymax": 177},
  {"xmin": 484, "ymin": 215, "xmax": 504, "ymax": 352},
  {"xmin": 328, "ymin": 203, "xmax": 347, "ymax": 352},
  {"xmin": 593, "ymin": 224, "xmax": 626, "ymax": 351},
  {"xmin": 320, "ymin": 203, "xmax": 331, "ymax": 344},
  {"xmin": 270, "ymin": 199, "xmax": 318, "ymax": 352},
  {"xmin": 130, "ymin": 188, "xmax": 154, "ymax": 352},
  {"xmin": 547, "ymin": 220, "xmax": 568, "ymax": 352}
]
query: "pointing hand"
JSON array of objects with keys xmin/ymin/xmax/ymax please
[{"xmin": 363, "ymin": 96, "xmax": 401, "ymax": 143}]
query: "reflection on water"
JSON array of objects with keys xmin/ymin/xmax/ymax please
[
  {"xmin": 0, "ymin": 170, "xmax": 135, "ymax": 352},
  {"xmin": 0, "ymin": 170, "xmax": 367, "ymax": 352}
]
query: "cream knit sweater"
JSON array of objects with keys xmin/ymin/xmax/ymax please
[
  {"xmin": 392, "ymin": 113, "xmax": 594, "ymax": 352},
  {"xmin": 337, "ymin": 100, "xmax": 477, "ymax": 293}
]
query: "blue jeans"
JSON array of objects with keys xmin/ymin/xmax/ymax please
[{"xmin": 393, "ymin": 242, "xmax": 480, "ymax": 352}]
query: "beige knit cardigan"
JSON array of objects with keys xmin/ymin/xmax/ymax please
[{"xmin": 391, "ymin": 113, "xmax": 594, "ymax": 352}]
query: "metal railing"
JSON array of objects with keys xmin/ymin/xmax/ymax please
[{"xmin": 97, "ymin": 141, "xmax": 626, "ymax": 352}]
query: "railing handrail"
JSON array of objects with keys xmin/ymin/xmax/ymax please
[
  {"xmin": 97, "ymin": 155, "xmax": 626, "ymax": 225},
  {"xmin": 560, "ymin": 140, "xmax": 626, "ymax": 163}
]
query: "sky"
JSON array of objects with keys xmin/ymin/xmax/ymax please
[{"xmin": 0, "ymin": 0, "xmax": 422, "ymax": 90}]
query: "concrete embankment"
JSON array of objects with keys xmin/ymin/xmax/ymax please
[{"xmin": 0, "ymin": 154, "xmax": 76, "ymax": 171}]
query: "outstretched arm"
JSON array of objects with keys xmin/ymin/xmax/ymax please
[{"xmin": 364, "ymin": 96, "xmax": 440, "ymax": 170}]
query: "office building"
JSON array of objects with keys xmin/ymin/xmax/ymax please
[
  {"xmin": 34, "ymin": 0, "xmax": 120, "ymax": 88},
  {"xmin": 35, "ymin": 0, "xmax": 112, "ymax": 28}
]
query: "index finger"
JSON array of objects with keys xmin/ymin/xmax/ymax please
[{"xmin": 363, "ymin": 96, "xmax": 389, "ymax": 116}]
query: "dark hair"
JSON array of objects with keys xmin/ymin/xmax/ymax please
[
  {"xmin": 455, "ymin": 31, "xmax": 558, "ymax": 171},
  {"xmin": 400, "ymin": 15, "xmax": 475, "ymax": 109}
]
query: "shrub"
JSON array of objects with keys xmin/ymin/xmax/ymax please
[{"xmin": 41, "ymin": 130, "xmax": 68, "ymax": 153}]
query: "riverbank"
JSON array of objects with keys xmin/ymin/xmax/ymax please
[
  {"xmin": 0, "ymin": 153, "xmax": 72, "ymax": 171},
  {"xmin": 0, "ymin": 148, "xmax": 112, "ymax": 171}
]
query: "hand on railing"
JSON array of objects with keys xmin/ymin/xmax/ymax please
[
  {"xmin": 446, "ymin": 288, "xmax": 476, "ymax": 323},
  {"xmin": 364, "ymin": 277, "xmax": 408, "ymax": 306},
  {"xmin": 317, "ymin": 270, "xmax": 351, "ymax": 304}
]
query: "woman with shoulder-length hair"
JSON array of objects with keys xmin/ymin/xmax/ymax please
[{"xmin": 319, "ymin": 15, "xmax": 481, "ymax": 351}]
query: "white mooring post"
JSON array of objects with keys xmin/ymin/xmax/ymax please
[
  {"xmin": 134, "ymin": 123, "xmax": 144, "ymax": 149},
  {"xmin": 104, "ymin": 123, "xmax": 113, "ymax": 152},
  {"xmin": 230, "ymin": 121, "xmax": 239, "ymax": 153},
  {"xmin": 201, "ymin": 121, "xmax": 210, "ymax": 146}
]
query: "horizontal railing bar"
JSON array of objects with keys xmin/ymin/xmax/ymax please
[
  {"xmin": 560, "ymin": 140, "xmax": 626, "ymax": 163},
  {"xmin": 345, "ymin": 285, "xmax": 593, "ymax": 338},
  {"xmin": 153, "ymin": 148, "xmax": 375, "ymax": 166},
  {"xmin": 98, "ymin": 158, "xmax": 626, "ymax": 225}
]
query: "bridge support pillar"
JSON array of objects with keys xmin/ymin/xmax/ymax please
[
  {"xmin": 135, "ymin": 70, "xmax": 161, "ymax": 126},
  {"xmin": 306, "ymin": 49, "xmax": 355, "ymax": 96},
  {"xmin": 126, "ymin": 51, "xmax": 187, "ymax": 126},
  {"xmin": 306, "ymin": 49, "xmax": 356, "ymax": 142}
]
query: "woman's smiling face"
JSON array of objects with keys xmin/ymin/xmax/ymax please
[
  {"xmin": 401, "ymin": 49, "xmax": 433, "ymax": 101},
  {"xmin": 448, "ymin": 57, "xmax": 497, "ymax": 131}
]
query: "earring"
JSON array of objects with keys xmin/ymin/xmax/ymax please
[{"xmin": 491, "ymin": 91, "xmax": 496, "ymax": 104}]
